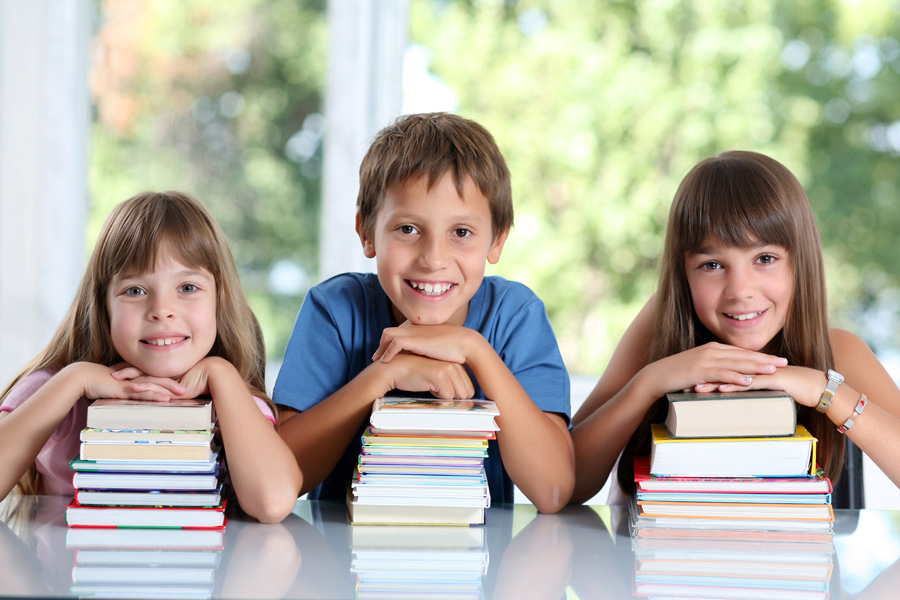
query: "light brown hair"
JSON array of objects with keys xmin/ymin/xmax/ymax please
[
  {"xmin": 2, "ymin": 191, "xmax": 271, "ymax": 494},
  {"xmin": 618, "ymin": 151, "xmax": 844, "ymax": 492},
  {"xmin": 356, "ymin": 112, "xmax": 513, "ymax": 240}
]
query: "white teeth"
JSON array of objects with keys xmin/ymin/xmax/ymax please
[
  {"xmin": 409, "ymin": 281, "xmax": 452, "ymax": 296},
  {"xmin": 727, "ymin": 312, "xmax": 762, "ymax": 321},
  {"xmin": 146, "ymin": 337, "xmax": 185, "ymax": 346}
]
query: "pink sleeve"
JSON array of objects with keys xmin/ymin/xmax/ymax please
[
  {"xmin": 1, "ymin": 369, "xmax": 56, "ymax": 412},
  {"xmin": 252, "ymin": 396, "xmax": 276, "ymax": 425}
]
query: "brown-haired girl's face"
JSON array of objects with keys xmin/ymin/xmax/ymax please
[
  {"xmin": 106, "ymin": 249, "xmax": 218, "ymax": 379},
  {"xmin": 684, "ymin": 236, "xmax": 793, "ymax": 353}
]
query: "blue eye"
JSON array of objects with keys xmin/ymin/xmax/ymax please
[
  {"xmin": 124, "ymin": 287, "xmax": 145, "ymax": 296},
  {"xmin": 180, "ymin": 283, "xmax": 198, "ymax": 293}
]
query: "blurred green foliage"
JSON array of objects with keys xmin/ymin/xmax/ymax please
[
  {"xmin": 409, "ymin": 0, "xmax": 900, "ymax": 373},
  {"xmin": 90, "ymin": 0, "xmax": 900, "ymax": 376}
]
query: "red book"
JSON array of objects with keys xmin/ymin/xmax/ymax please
[
  {"xmin": 65, "ymin": 498, "xmax": 228, "ymax": 529},
  {"xmin": 634, "ymin": 457, "xmax": 833, "ymax": 494}
]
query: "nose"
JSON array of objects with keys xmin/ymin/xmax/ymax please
[
  {"xmin": 148, "ymin": 292, "xmax": 176, "ymax": 321},
  {"xmin": 418, "ymin": 234, "xmax": 448, "ymax": 270},
  {"xmin": 725, "ymin": 266, "xmax": 756, "ymax": 300}
]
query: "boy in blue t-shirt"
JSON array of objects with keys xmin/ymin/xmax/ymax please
[{"xmin": 273, "ymin": 112, "xmax": 574, "ymax": 512}]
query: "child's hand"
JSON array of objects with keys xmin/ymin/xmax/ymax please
[
  {"xmin": 716, "ymin": 365, "xmax": 825, "ymax": 408},
  {"xmin": 381, "ymin": 352, "xmax": 475, "ymax": 399},
  {"xmin": 373, "ymin": 323, "xmax": 479, "ymax": 365},
  {"xmin": 78, "ymin": 362, "xmax": 182, "ymax": 401},
  {"xmin": 169, "ymin": 357, "xmax": 231, "ymax": 399},
  {"xmin": 646, "ymin": 342, "xmax": 788, "ymax": 397}
]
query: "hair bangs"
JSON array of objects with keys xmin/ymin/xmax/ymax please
[{"xmin": 678, "ymin": 157, "xmax": 795, "ymax": 255}]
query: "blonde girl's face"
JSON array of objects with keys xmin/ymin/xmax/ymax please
[
  {"xmin": 685, "ymin": 237, "xmax": 793, "ymax": 353},
  {"xmin": 107, "ymin": 251, "xmax": 218, "ymax": 379}
]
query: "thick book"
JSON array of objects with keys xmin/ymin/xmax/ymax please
[
  {"xmin": 65, "ymin": 498, "xmax": 228, "ymax": 529},
  {"xmin": 664, "ymin": 390, "xmax": 797, "ymax": 438},
  {"xmin": 74, "ymin": 488, "xmax": 223, "ymax": 507},
  {"xmin": 80, "ymin": 428, "xmax": 215, "ymax": 443},
  {"xmin": 634, "ymin": 457, "xmax": 833, "ymax": 494},
  {"xmin": 649, "ymin": 424, "xmax": 816, "ymax": 478},
  {"xmin": 87, "ymin": 398, "xmax": 214, "ymax": 431},
  {"xmin": 369, "ymin": 397, "xmax": 500, "ymax": 432},
  {"xmin": 80, "ymin": 441, "xmax": 214, "ymax": 461}
]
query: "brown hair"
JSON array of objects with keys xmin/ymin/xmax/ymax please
[
  {"xmin": 617, "ymin": 151, "xmax": 844, "ymax": 492},
  {"xmin": 2, "ymin": 191, "xmax": 271, "ymax": 494},
  {"xmin": 356, "ymin": 112, "xmax": 513, "ymax": 240}
]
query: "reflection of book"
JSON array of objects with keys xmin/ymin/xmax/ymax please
[
  {"xmin": 74, "ymin": 488, "xmax": 223, "ymax": 507},
  {"xmin": 665, "ymin": 390, "xmax": 796, "ymax": 438},
  {"xmin": 65, "ymin": 498, "xmax": 228, "ymax": 529},
  {"xmin": 650, "ymin": 424, "xmax": 816, "ymax": 477},
  {"xmin": 80, "ymin": 428, "xmax": 214, "ymax": 443},
  {"xmin": 66, "ymin": 526, "xmax": 225, "ymax": 549},
  {"xmin": 369, "ymin": 397, "xmax": 499, "ymax": 431},
  {"xmin": 87, "ymin": 398, "xmax": 213, "ymax": 430},
  {"xmin": 80, "ymin": 441, "xmax": 214, "ymax": 461},
  {"xmin": 350, "ymin": 524, "xmax": 485, "ymax": 549},
  {"xmin": 71, "ymin": 565, "xmax": 216, "ymax": 584},
  {"xmin": 75, "ymin": 549, "xmax": 221, "ymax": 566},
  {"xmin": 634, "ymin": 457, "xmax": 832, "ymax": 494}
]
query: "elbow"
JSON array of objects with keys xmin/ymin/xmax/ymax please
[
  {"xmin": 246, "ymin": 489, "xmax": 300, "ymax": 524},
  {"xmin": 530, "ymin": 478, "xmax": 575, "ymax": 514}
]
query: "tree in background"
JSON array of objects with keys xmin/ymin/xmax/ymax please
[
  {"xmin": 90, "ymin": 0, "xmax": 326, "ymax": 359},
  {"xmin": 89, "ymin": 0, "xmax": 900, "ymax": 376},
  {"xmin": 409, "ymin": 0, "xmax": 900, "ymax": 374}
]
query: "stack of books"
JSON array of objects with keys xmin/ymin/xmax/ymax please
[
  {"xmin": 350, "ymin": 525, "xmax": 488, "ymax": 600},
  {"xmin": 66, "ymin": 526, "xmax": 224, "ymax": 599},
  {"xmin": 347, "ymin": 397, "xmax": 500, "ymax": 526},
  {"xmin": 66, "ymin": 398, "xmax": 228, "ymax": 530},
  {"xmin": 630, "ymin": 390, "xmax": 835, "ymax": 598}
]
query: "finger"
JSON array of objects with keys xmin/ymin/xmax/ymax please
[
  {"xmin": 110, "ymin": 367, "xmax": 145, "ymax": 380},
  {"xmin": 125, "ymin": 384, "xmax": 175, "ymax": 402}
]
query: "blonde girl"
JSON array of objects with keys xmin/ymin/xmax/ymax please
[
  {"xmin": 0, "ymin": 191, "xmax": 301, "ymax": 522},
  {"xmin": 571, "ymin": 151, "xmax": 900, "ymax": 505}
]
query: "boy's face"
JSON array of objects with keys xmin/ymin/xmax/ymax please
[{"xmin": 358, "ymin": 173, "xmax": 508, "ymax": 326}]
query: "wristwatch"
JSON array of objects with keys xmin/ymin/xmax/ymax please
[{"xmin": 816, "ymin": 369, "xmax": 844, "ymax": 413}]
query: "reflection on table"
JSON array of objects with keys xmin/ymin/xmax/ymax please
[{"xmin": 2, "ymin": 495, "xmax": 900, "ymax": 599}]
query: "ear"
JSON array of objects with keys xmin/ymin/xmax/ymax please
[
  {"xmin": 356, "ymin": 212, "xmax": 376, "ymax": 258},
  {"xmin": 487, "ymin": 228, "xmax": 510, "ymax": 265}
]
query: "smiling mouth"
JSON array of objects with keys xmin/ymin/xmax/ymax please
[
  {"xmin": 725, "ymin": 311, "xmax": 763, "ymax": 321},
  {"xmin": 141, "ymin": 337, "xmax": 188, "ymax": 346},
  {"xmin": 407, "ymin": 280, "xmax": 453, "ymax": 296}
]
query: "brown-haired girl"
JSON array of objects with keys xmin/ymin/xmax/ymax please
[
  {"xmin": 0, "ymin": 191, "xmax": 301, "ymax": 522},
  {"xmin": 571, "ymin": 151, "xmax": 900, "ymax": 505}
]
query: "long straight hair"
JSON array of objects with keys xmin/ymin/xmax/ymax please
[
  {"xmin": 2, "ymin": 191, "xmax": 271, "ymax": 494},
  {"xmin": 617, "ymin": 151, "xmax": 844, "ymax": 492}
]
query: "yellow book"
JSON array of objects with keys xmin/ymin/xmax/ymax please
[{"xmin": 650, "ymin": 424, "xmax": 817, "ymax": 478}]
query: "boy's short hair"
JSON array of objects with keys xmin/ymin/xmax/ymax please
[{"xmin": 356, "ymin": 112, "xmax": 513, "ymax": 240}]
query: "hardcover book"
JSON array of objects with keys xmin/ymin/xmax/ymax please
[
  {"xmin": 369, "ymin": 397, "xmax": 500, "ymax": 432},
  {"xmin": 664, "ymin": 390, "xmax": 797, "ymax": 438},
  {"xmin": 87, "ymin": 398, "xmax": 214, "ymax": 431},
  {"xmin": 65, "ymin": 498, "xmax": 228, "ymax": 529},
  {"xmin": 649, "ymin": 424, "xmax": 816, "ymax": 478}
]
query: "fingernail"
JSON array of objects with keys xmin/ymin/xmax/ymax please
[
  {"xmin": 766, "ymin": 364, "xmax": 776, "ymax": 372},
  {"xmin": 777, "ymin": 357, "xmax": 788, "ymax": 365},
  {"xmin": 744, "ymin": 376, "xmax": 753, "ymax": 383}
]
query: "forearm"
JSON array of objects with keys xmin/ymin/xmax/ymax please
[
  {"xmin": 276, "ymin": 362, "xmax": 393, "ymax": 496},
  {"xmin": 468, "ymin": 345, "xmax": 575, "ymax": 513},
  {"xmin": 570, "ymin": 369, "xmax": 661, "ymax": 504},
  {"xmin": 0, "ymin": 366, "xmax": 88, "ymax": 498},
  {"xmin": 207, "ymin": 360, "xmax": 302, "ymax": 523}
]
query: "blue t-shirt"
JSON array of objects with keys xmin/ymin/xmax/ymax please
[{"xmin": 273, "ymin": 272, "xmax": 570, "ymax": 503}]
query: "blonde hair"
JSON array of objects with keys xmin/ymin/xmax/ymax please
[
  {"xmin": 357, "ymin": 112, "xmax": 513, "ymax": 240},
  {"xmin": 2, "ymin": 191, "xmax": 271, "ymax": 494},
  {"xmin": 618, "ymin": 151, "xmax": 844, "ymax": 492}
]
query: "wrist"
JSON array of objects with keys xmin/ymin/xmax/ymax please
[{"xmin": 815, "ymin": 369, "xmax": 843, "ymax": 413}]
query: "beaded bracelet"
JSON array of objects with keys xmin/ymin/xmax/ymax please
[{"xmin": 837, "ymin": 394, "xmax": 867, "ymax": 434}]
